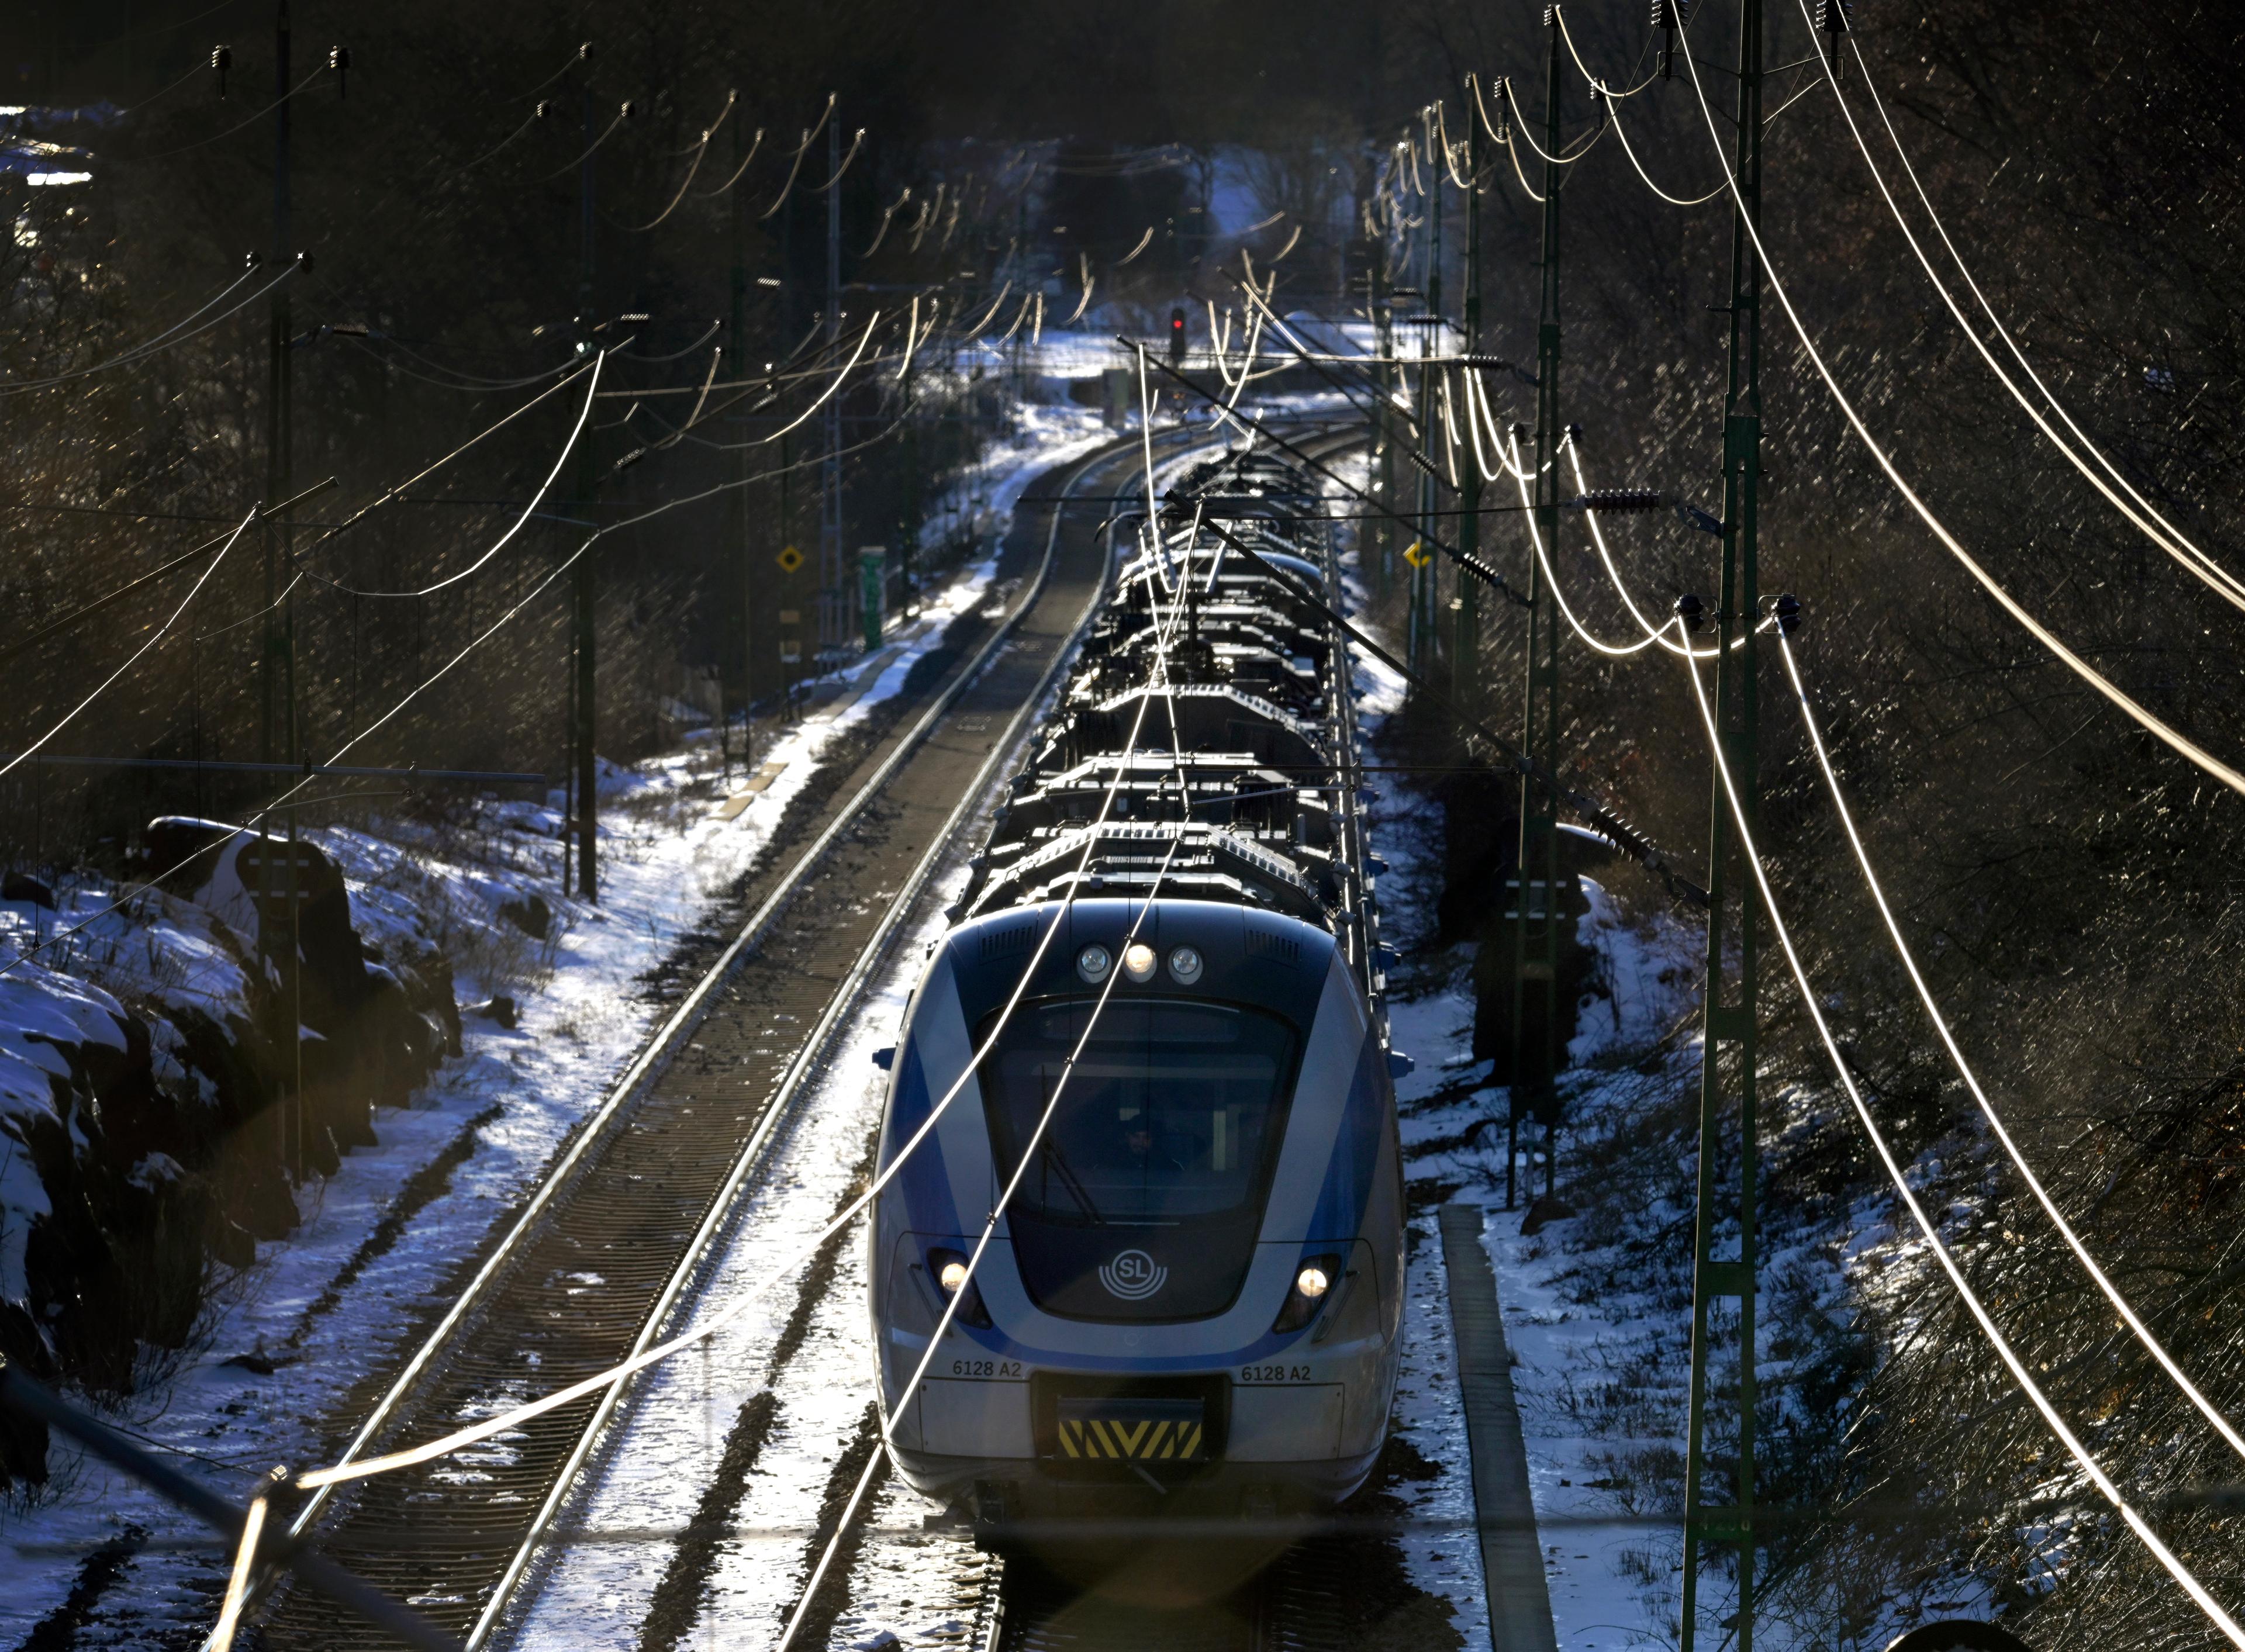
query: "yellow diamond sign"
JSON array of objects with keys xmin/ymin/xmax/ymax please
[
  {"xmin": 775, "ymin": 544, "xmax": 804, "ymax": 573},
  {"xmin": 1403, "ymin": 540, "xmax": 1432, "ymax": 569}
]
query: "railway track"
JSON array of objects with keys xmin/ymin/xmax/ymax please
[{"xmin": 255, "ymin": 427, "xmax": 1218, "ymax": 1650}]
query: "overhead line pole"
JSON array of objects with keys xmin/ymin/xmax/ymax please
[
  {"xmin": 1453, "ymin": 92, "xmax": 1482, "ymax": 704},
  {"xmin": 1680, "ymin": 0, "xmax": 1766, "ymax": 1644},
  {"xmin": 818, "ymin": 114, "xmax": 843, "ymax": 653},
  {"xmin": 574, "ymin": 69, "xmax": 600, "ymax": 901},
  {"xmin": 1375, "ymin": 226, "xmax": 1396, "ymax": 605},
  {"xmin": 730, "ymin": 100, "xmax": 751, "ymax": 779},
  {"xmin": 262, "ymin": 0, "xmax": 292, "ymax": 773},
  {"xmin": 263, "ymin": 0, "xmax": 302, "ymax": 1180},
  {"xmin": 1507, "ymin": 23, "xmax": 1567, "ymax": 1213}
]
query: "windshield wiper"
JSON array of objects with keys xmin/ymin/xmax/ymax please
[{"xmin": 1039, "ymin": 1141, "xmax": 1106, "ymax": 1225}]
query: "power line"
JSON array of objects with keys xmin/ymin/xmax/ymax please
[
  {"xmin": 1665, "ymin": 25, "xmax": 2245, "ymax": 797},
  {"xmin": 296, "ymin": 348, "xmax": 605, "ymax": 598},
  {"xmin": 1677, "ymin": 624, "xmax": 2245, "ymax": 1649},
  {"xmin": 286, "ymin": 483, "xmax": 1173, "ymax": 1499},
  {"xmin": 113, "ymin": 65, "xmax": 327, "ymax": 162},
  {"xmin": 1793, "ymin": 15, "xmax": 2245, "ymax": 613},
  {"xmin": 775, "ymin": 424, "xmax": 1211, "ymax": 1650},
  {"xmin": 1, "ymin": 261, "xmax": 299, "ymax": 393},
  {"xmin": 0, "ymin": 509, "xmax": 255, "ymax": 788},
  {"xmin": 1776, "ymin": 625, "xmax": 2245, "ymax": 1468}
]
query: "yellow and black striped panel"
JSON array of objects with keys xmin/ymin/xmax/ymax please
[{"xmin": 1055, "ymin": 1415, "xmax": 1206, "ymax": 1461}]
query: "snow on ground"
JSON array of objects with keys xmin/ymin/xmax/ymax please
[
  {"xmin": 508, "ymin": 868, "xmax": 973, "ymax": 1651},
  {"xmin": 0, "ymin": 424, "xmax": 1108, "ymax": 1650},
  {"xmin": 1376, "ymin": 779, "xmax": 1702, "ymax": 1651}
]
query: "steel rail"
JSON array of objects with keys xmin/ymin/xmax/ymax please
[
  {"xmin": 468, "ymin": 434, "xmax": 1193, "ymax": 1647},
  {"xmin": 256, "ymin": 428, "xmax": 1204, "ymax": 1647}
]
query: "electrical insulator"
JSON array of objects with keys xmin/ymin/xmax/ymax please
[
  {"xmin": 1510, "ymin": 422, "xmax": 1531, "ymax": 443},
  {"xmin": 1652, "ymin": 0, "xmax": 1690, "ymax": 78},
  {"xmin": 1169, "ymin": 306, "xmax": 1187, "ymax": 367},
  {"xmin": 577, "ymin": 42, "xmax": 593, "ymax": 62},
  {"xmin": 620, "ymin": 99, "xmax": 637, "ymax": 119},
  {"xmin": 1569, "ymin": 489, "xmax": 1666, "ymax": 513},
  {"xmin": 243, "ymin": 249, "xmax": 262, "ymax": 271},
  {"xmin": 1816, "ymin": 0, "xmax": 1853, "ymax": 80},
  {"xmin": 1676, "ymin": 592, "xmax": 1706, "ymax": 633},
  {"xmin": 1773, "ymin": 593, "xmax": 1803, "ymax": 635},
  {"xmin": 536, "ymin": 99, "xmax": 554, "ymax": 120},
  {"xmin": 328, "ymin": 45, "xmax": 350, "ymax": 98},
  {"xmin": 210, "ymin": 44, "xmax": 232, "ymax": 99},
  {"xmin": 1566, "ymin": 422, "xmax": 1584, "ymax": 443},
  {"xmin": 1490, "ymin": 77, "xmax": 1510, "ymax": 143}
]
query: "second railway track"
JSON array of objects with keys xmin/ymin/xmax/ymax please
[{"xmin": 257, "ymin": 428, "xmax": 1216, "ymax": 1650}]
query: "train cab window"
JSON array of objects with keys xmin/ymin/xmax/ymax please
[{"xmin": 979, "ymin": 1000, "xmax": 1298, "ymax": 1225}]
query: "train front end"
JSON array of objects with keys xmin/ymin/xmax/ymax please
[{"xmin": 872, "ymin": 900, "xmax": 1404, "ymax": 1525}]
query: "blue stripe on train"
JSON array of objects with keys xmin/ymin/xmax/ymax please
[
  {"xmin": 882, "ymin": 1036, "xmax": 963, "ymax": 1234},
  {"xmin": 1304, "ymin": 1028, "xmax": 1386, "ymax": 1243}
]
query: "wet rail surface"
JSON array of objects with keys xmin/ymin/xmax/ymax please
[{"xmin": 256, "ymin": 430, "xmax": 1199, "ymax": 1650}]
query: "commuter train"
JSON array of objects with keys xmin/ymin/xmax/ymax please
[{"xmin": 865, "ymin": 444, "xmax": 1409, "ymax": 1533}]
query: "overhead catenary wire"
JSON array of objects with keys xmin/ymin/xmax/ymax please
[
  {"xmin": 0, "ymin": 508, "xmax": 254, "ymax": 788},
  {"xmin": 1564, "ymin": 436, "xmax": 1718, "ymax": 658},
  {"xmin": 775, "ymin": 428, "xmax": 1210, "ymax": 1652},
  {"xmin": 202, "ymin": 1484, "xmax": 271, "ymax": 1652},
  {"xmin": 620, "ymin": 91, "xmax": 735, "ymax": 231},
  {"xmin": 299, "ymin": 348, "xmax": 607, "ymax": 597},
  {"xmin": 861, "ymin": 186, "xmax": 912, "ymax": 256},
  {"xmin": 537, "ymin": 101, "xmax": 635, "ymax": 183},
  {"xmin": 1669, "ymin": 29, "xmax": 2245, "ymax": 798},
  {"xmin": 617, "ymin": 319, "xmax": 721, "ymax": 364},
  {"xmin": 116, "ymin": 66, "xmax": 326, "ymax": 161},
  {"xmin": 1775, "ymin": 627, "xmax": 2245, "ymax": 1467},
  {"xmin": 1787, "ymin": 12, "xmax": 2245, "ymax": 613},
  {"xmin": 1676, "ymin": 626, "xmax": 2245, "ymax": 1649},
  {"xmin": 299, "ymin": 359, "xmax": 599, "ymax": 562},
  {"xmin": 1501, "ymin": 428, "xmax": 1663, "ymax": 657},
  {"xmin": 2, "ymin": 262, "xmax": 299, "ymax": 393},
  {"xmin": 758, "ymin": 96, "xmax": 835, "ymax": 221},
  {"xmin": 6, "ymin": 519, "xmax": 607, "ymax": 993},
  {"xmin": 339, "ymin": 329, "xmax": 583, "ymax": 393},
  {"xmin": 1499, "ymin": 73, "xmax": 1605, "ymax": 166},
  {"xmin": 694, "ymin": 125, "xmax": 765, "ymax": 196},
  {"xmin": 108, "ymin": 59, "xmax": 209, "ymax": 120},
  {"xmin": 1842, "ymin": 36, "xmax": 2229, "ymax": 593},
  {"xmin": 1600, "ymin": 84, "xmax": 1732, "ymax": 206},
  {"xmin": 623, "ymin": 310, "xmax": 884, "ymax": 453},
  {"xmin": 292, "ymin": 449, "xmax": 1199, "ymax": 1496},
  {"xmin": 809, "ymin": 127, "xmax": 865, "ymax": 192},
  {"xmin": 1140, "ymin": 350, "xmax": 1528, "ymax": 607},
  {"xmin": 1552, "ymin": 7, "xmax": 1660, "ymax": 99}
]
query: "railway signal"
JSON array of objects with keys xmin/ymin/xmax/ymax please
[{"xmin": 1169, "ymin": 305, "xmax": 1187, "ymax": 365}]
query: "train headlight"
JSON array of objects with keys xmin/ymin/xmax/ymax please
[
  {"xmin": 1272, "ymin": 1252, "xmax": 1346, "ymax": 1333},
  {"xmin": 926, "ymin": 1247, "xmax": 992, "ymax": 1328},
  {"xmin": 939, "ymin": 1260, "xmax": 970, "ymax": 1294},
  {"xmin": 1122, "ymin": 942, "xmax": 1158, "ymax": 981},
  {"xmin": 1294, "ymin": 1264, "xmax": 1331, "ymax": 1299},
  {"xmin": 1076, "ymin": 944, "xmax": 1112, "ymax": 983},
  {"xmin": 1168, "ymin": 945, "xmax": 1204, "ymax": 984}
]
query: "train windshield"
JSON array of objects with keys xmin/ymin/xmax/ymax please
[{"xmin": 979, "ymin": 999, "xmax": 1297, "ymax": 1224}]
